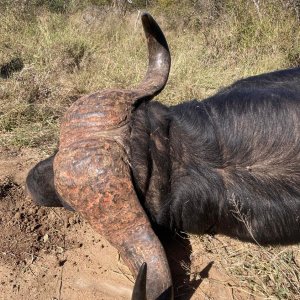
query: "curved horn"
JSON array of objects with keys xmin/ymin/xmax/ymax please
[
  {"xmin": 132, "ymin": 263, "xmax": 147, "ymax": 300},
  {"xmin": 133, "ymin": 12, "xmax": 171, "ymax": 104},
  {"xmin": 55, "ymin": 12, "xmax": 171, "ymax": 134},
  {"xmin": 131, "ymin": 263, "xmax": 173, "ymax": 300},
  {"xmin": 54, "ymin": 145, "xmax": 174, "ymax": 299}
]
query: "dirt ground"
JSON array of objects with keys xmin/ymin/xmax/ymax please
[{"xmin": 0, "ymin": 146, "xmax": 290, "ymax": 300}]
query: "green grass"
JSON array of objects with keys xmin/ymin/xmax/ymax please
[{"xmin": 1, "ymin": 1, "xmax": 300, "ymax": 297}]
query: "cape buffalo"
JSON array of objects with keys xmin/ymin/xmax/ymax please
[{"xmin": 26, "ymin": 13, "xmax": 300, "ymax": 300}]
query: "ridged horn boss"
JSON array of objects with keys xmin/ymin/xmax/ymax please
[{"xmin": 51, "ymin": 13, "xmax": 172, "ymax": 300}]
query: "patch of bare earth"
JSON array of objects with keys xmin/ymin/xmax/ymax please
[
  {"xmin": 0, "ymin": 147, "xmax": 133, "ymax": 300},
  {"xmin": 0, "ymin": 147, "xmax": 299, "ymax": 299}
]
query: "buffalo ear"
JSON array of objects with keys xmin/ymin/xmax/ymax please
[
  {"xmin": 26, "ymin": 154, "xmax": 74, "ymax": 211},
  {"xmin": 131, "ymin": 262, "xmax": 147, "ymax": 300}
]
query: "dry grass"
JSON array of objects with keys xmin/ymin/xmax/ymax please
[
  {"xmin": 189, "ymin": 196, "xmax": 300, "ymax": 299},
  {"xmin": 190, "ymin": 234, "xmax": 300, "ymax": 299},
  {"xmin": 1, "ymin": 1, "xmax": 300, "ymax": 150},
  {"xmin": 1, "ymin": 1, "xmax": 300, "ymax": 298}
]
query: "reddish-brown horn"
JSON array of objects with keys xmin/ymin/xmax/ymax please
[
  {"xmin": 134, "ymin": 12, "xmax": 171, "ymax": 103},
  {"xmin": 52, "ymin": 12, "xmax": 173, "ymax": 300}
]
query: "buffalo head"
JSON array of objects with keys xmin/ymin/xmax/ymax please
[{"xmin": 26, "ymin": 13, "xmax": 173, "ymax": 300}]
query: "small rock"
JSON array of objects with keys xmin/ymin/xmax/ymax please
[
  {"xmin": 43, "ymin": 234, "xmax": 49, "ymax": 243},
  {"xmin": 56, "ymin": 246, "xmax": 64, "ymax": 254},
  {"xmin": 15, "ymin": 212, "xmax": 21, "ymax": 219}
]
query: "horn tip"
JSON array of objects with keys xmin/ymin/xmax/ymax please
[
  {"xmin": 141, "ymin": 11, "xmax": 151, "ymax": 19},
  {"xmin": 141, "ymin": 11, "xmax": 155, "ymax": 27},
  {"xmin": 131, "ymin": 262, "xmax": 147, "ymax": 300}
]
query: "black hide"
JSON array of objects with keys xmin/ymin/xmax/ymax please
[{"xmin": 130, "ymin": 67, "xmax": 300, "ymax": 245}]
